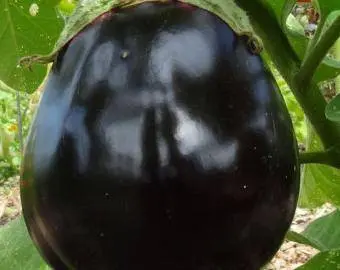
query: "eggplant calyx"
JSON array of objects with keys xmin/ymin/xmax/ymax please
[{"xmin": 19, "ymin": 0, "xmax": 263, "ymax": 72}]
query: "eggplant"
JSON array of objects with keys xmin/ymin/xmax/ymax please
[{"xmin": 21, "ymin": 2, "xmax": 300, "ymax": 269}]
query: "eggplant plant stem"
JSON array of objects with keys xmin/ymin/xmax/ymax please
[
  {"xmin": 296, "ymin": 15, "xmax": 340, "ymax": 90},
  {"xmin": 305, "ymin": 18, "xmax": 326, "ymax": 54},
  {"xmin": 235, "ymin": 0, "xmax": 340, "ymax": 168},
  {"xmin": 299, "ymin": 151, "xmax": 332, "ymax": 166}
]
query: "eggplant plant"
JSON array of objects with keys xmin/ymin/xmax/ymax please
[{"xmin": 0, "ymin": 0, "xmax": 340, "ymax": 269}]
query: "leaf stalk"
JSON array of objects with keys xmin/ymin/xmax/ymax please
[{"xmin": 296, "ymin": 15, "xmax": 340, "ymax": 90}]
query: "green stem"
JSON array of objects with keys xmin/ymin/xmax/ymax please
[
  {"xmin": 296, "ymin": 15, "xmax": 340, "ymax": 89},
  {"xmin": 305, "ymin": 18, "xmax": 326, "ymax": 54},
  {"xmin": 291, "ymin": 82, "xmax": 339, "ymax": 150},
  {"xmin": 235, "ymin": 0, "xmax": 340, "ymax": 165},
  {"xmin": 300, "ymin": 146, "xmax": 340, "ymax": 168},
  {"xmin": 299, "ymin": 151, "xmax": 332, "ymax": 166}
]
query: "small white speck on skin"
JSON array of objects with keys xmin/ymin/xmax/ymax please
[{"xmin": 120, "ymin": 50, "xmax": 130, "ymax": 59}]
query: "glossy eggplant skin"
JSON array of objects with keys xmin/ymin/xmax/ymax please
[{"xmin": 21, "ymin": 3, "xmax": 300, "ymax": 270}]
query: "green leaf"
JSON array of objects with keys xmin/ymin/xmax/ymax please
[
  {"xmin": 299, "ymin": 123, "xmax": 340, "ymax": 208},
  {"xmin": 285, "ymin": 16, "xmax": 310, "ymax": 59},
  {"xmin": 261, "ymin": 0, "xmax": 340, "ymax": 83},
  {"xmin": 325, "ymin": 94, "xmax": 340, "ymax": 123},
  {"xmin": 314, "ymin": 55, "xmax": 340, "ymax": 82},
  {"xmin": 0, "ymin": 79, "xmax": 16, "ymax": 94},
  {"xmin": 286, "ymin": 14, "xmax": 305, "ymax": 35},
  {"xmin": 0, "ymin": 0, "xmax": 63, "ymax": 93},
  {"xmin": 267, "ymin": 1, "xmax": 340, "ymax": 83},
  {"xmin": 0, "ymin": 216, "xmax": 50, "ymax": 270},
  {"xmin": 313, "ymin": 11, "xmax": 340, "ymax": 82},
  {"xmin": 286, "ymin": 230, "xmax": 322, "ymax": 250},
  {"xmin": 296, "ymin": 249, "xmax": 340, "ymax": 269},
  {"xmin": 304, "ymin": 5, "xmax": 340, "ymax": 83},
  {"xmin": 313, "ymin": 0, "xmax": 340, "ymax": 19},
  {"xmin": 288, "ymin": 210, "xmax": 340, "ymax": 252},
  {"xmin": 290, "ymin": 210, "xmax": 340, "ymax": 269},
  {"xmin": 255, "ymin": 0, "xmax": 307, "ymax": 59},
  {"xmin": 302, "ymin": 210, "xmax": 340, "ymax": 251}
]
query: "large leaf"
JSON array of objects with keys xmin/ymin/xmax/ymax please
[
  {"xmin": 288, "ymin": 210, "xmax": 340, "ymax": 252},
  {"xmin": 314, "ymin": 55, "xmax": 340, "ymax": 83},
  {"xmin": 288, "ymin": 210, "xmax": 340, "ymax": 269},
  {"xmin": 0, "ymin": 0, "xmax": 63, "ymax": 93},
  {"xmin": 286, "ymin": 230, "xmax": 322, "ymax": 251},
  {"xmin": 299, "ymin": 123, "xmax": 340, "ymax": 208},
  {"xmin": 285, "ymin": 14, "xmax": 310, "ymax": 60},
  {"xmin": 0, "ymin": 216, "xmax": 50, "ymax": 270},
  {"xmin": 296, "ymin": 249, "xmax": 340, "ymax": 269},
  {"xmin": 302, "ymin": 210, "xmax": 340, "ymax": 251}
]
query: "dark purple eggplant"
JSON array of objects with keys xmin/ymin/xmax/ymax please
[{"xmin": 20, "ymin": 2, "xmax": 300, "ymax": 270}]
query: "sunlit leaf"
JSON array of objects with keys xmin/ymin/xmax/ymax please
[
  {"xmin": 289, "ymin": 210, "xmax": 340, "ymax": 269},
  {"xmin": 296, "ymin": 249, "xmax": 340, "ymax": 269},
  {"xmin": 288, "ymin": 210, "xmax": 340, "ymax": 250},
  {"xmin": 0, "ymin": 0, "xmax": 63, "ymax": 93},
  {"xmin": 0, "ymin": 216, "xmax": 50, "ymax": 270},
  {"xmin": 302, "ymin": 210, "xmax": 340, "ymax": 251},
  {"xmin": 299, "ymin": 123, "xmax": 340, "ymax": 208},
  {"xmin": 286, "ymin": 230, "xmax": 322, "ymax": 250}
]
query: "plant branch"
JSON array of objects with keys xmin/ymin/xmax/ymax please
[
  {"xmin": 305, "ymin": 17, "xmax": 326, "ymax": 54},
  {"xmin": 293, "ymin": 83, "xmax": 339, "ymax": 150},
  {"xmin": 299, "ymin": 151, "xmax": 332, "ymax": 166},
  {"xmin": 299, "ymin": 146, "xmax": 340, "ymax": 168},
  {"xmin": 235, "ymin": 0, "xmax": 340, "ymax": 166},
  {"xmin": 296, "ymin": 15, "xmax": 340, "ymax": 90}
]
